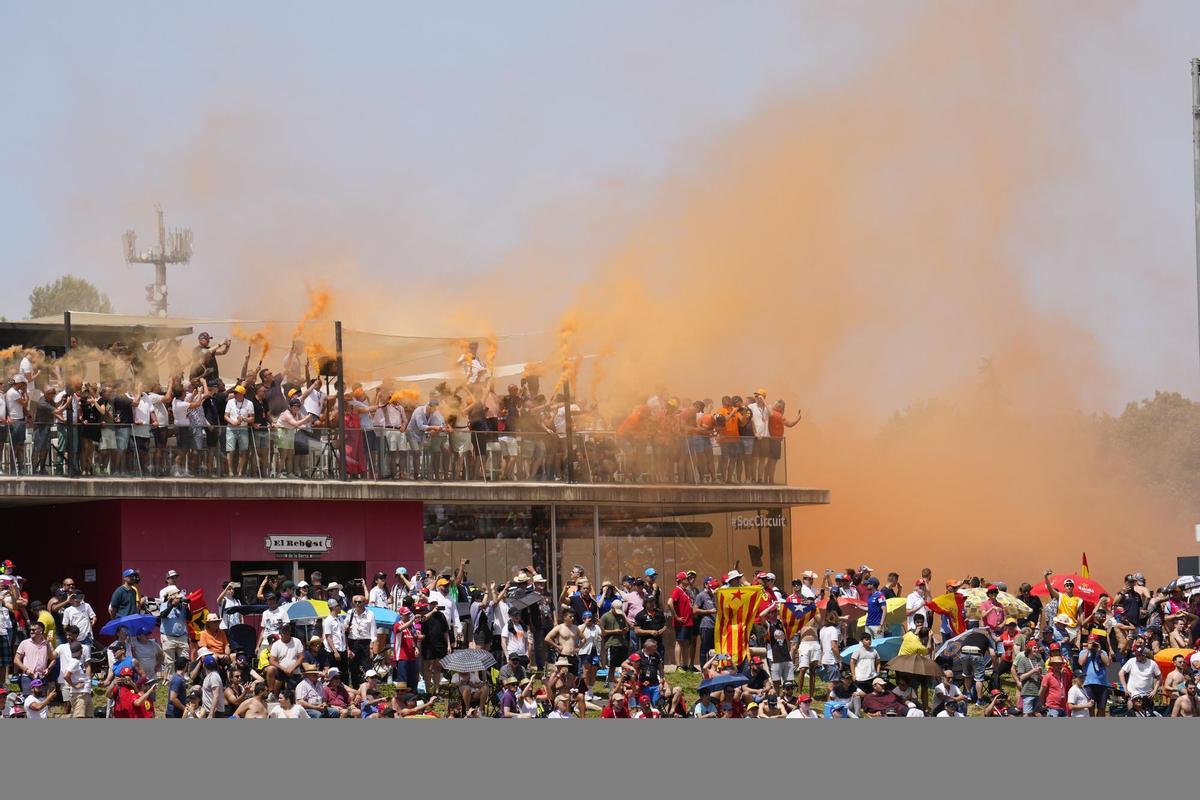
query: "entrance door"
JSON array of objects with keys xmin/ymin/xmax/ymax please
[{"xmin": 231, "ymin": 560, "xmax": 365, "ymax": 601}]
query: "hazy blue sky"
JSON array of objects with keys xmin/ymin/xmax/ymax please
[{"xmin": 4, "ymin": 2, "xmax": 1200, "ymax": 406}]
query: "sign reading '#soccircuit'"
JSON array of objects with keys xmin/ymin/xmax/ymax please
[
  {"xmin": 265, "ymin": 535, "xmax": 332, "ymax": 559},
  {"xmin": 731, "ymin": 514, "xmax": 787, "ymax": 530}
]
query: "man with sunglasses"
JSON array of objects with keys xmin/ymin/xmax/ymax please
[{"xmin": 345, "ymin": 595, "xmax": 376, "ymax": 688}]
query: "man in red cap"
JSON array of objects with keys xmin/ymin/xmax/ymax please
[
  {"xmin": 1039, "ymin": 643, "xmax": 1073, "ymax": 717},
  {"xmin": 906, "ymin": 578, "xmax": 931, "ymax": 630},
  {"xmin": 667, "ymin": 571, "xmax": 696, "ymax": 672}
]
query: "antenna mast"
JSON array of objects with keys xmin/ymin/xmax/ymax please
[{"xmin": 123, "ymin": 204, "xmax": 193, "ymax": 317}]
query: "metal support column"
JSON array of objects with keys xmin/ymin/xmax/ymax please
[
  {"xmin": 335, "ymin": 321, "xmax": 347, "ymax": 480},
  {"xmin": 1192, "ymin": 59, "xmax": 1200, "ymax": 366}
]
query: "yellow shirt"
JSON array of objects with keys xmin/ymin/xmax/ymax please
[
  {"xmin": 898, "ymin": 631, "xmax": 928, "ymax": 656},
  {"xmin": 1057, "ymin": 595, "xmax": 1082, "ymax": 627}
]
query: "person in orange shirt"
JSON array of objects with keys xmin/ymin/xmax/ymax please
[
  {"xmin": 716, "ymin": 396, "xmax": 741, "ymax": 483},
  {"xmin": 198, "ymin": 611, "xmax": 230, "ymax": 664},
  {"xmin": 765, "ymin": 399, "xmax": 801, "ymax": 485}
]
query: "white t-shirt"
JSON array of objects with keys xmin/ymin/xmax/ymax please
[
  {"xmin": 146, "ymin": 392, "xmax": 169, "ymax": 427},
  {"xmin": 171, "ymin": 397, "xmax": 191, "ymax": 427},
  {"xmin": 61, "ymin": 603, "xmax": 95, "ymax": 641},
  {"xmin": 905, "ymin": 591, "xmax": 927, "ymax": 629},
  {"xmin": 270, "ymin": 638, "xmax": 304, "ymax": 672},
  {"xmin": 302, "ymin": 388, "xmax": 325, "ymax": 420},
  {"xmin": 906, "ymin": 707, "xmax": 926, "ymax": 717},
  {"xmin": 1067, "ymin": 685, "xmax": 1091, "ymax": 717},
  {"xmin": 852, "ymin": 647, "xmax": 879, "ymax": 682},
  {"xmin": 132, "ymin": 394, "xmax": 152, "ymax": 426},
  {"xmin": 1121, "ymin": 657, "xmax": 1161, "ymax": 697},
  {"xmin": 269, "ymin": 704, "xmax": 307, "ymax": 719},
  {"xmin": 5, "ymin": 388, "xmax": 25, "ymax": 420},
  {"xmin": 368, "ymin": 586, "xmax": 388, "ymax": 607},
  {"xmin": 934, "ymin": 682, "xmax": 963, "ymax": 706},
  {"xmin": 322, "ymin": 614, "xmax": 347, "ymax": 653},
  {"xmin": 260, "ymin": 607, "xmax": 287, "ymax": 640},
  {"xmin": 53, "ymin": 643, "xmax": 90, "ymax": 689},
  {"xmin": 786, "ymin": 707, "xmax": 819, "ymax": 719},
  {"xmin": 225, "ymin": 397, "xmax": 253, "ymax": 425},
  {"xmin": 819, "ymin": 626, "xmax": 841, "ymax": 666},
  {"xmin": 579, "ymin": 624, "xmax": 600, "ymax": 655}
]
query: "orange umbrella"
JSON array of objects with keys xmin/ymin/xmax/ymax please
[{"xmin": 1154, "ymin": 647, "xmax": 1196, "ymax": 679}]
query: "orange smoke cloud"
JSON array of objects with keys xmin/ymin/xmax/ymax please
[{"xmin": 292, "ymin": 285, "xmax": 331, "ymax": 340}]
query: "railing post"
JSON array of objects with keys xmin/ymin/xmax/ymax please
[
  {"xmin": 563, "ymin": 380, "xmax": 575, "ymax": 483},
  {"xmin": 335, "ymin": 321, "xmax": 347, "ymax": 481},
  {"xmin": 63, "ymin": 311, "xmax": 75, "ymax": 477}
]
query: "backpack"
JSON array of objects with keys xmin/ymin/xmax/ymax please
[{"xmin": 473, "ymin": 606, "xmax": 493, "ymax": 646}]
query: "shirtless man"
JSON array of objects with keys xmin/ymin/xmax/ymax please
[
  {"xmin": 544, "ymin": 609, "xmax": 581, "ymax": 682},
  {"xmin": 794, "ymin": 615, "xmax": 822, "ymax": 700},
  {"xmin": 233, "ymin": 681, "xmax": 270, "ymax": 718},
  {"xmin": 1171, "ymin": 680, "xmax": 1199, "ymax": 717},
  {"xmin": 1163, "ymin": 655, "xmax": 1195, "ymax": 700}
]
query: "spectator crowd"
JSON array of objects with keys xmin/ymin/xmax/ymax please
[
  {"xmin": 3, "ymin": 556, "xmax": 1198, "ymax": 719},
  {"xmin": 2, "ymin": 338, "xmax": 800, "ymax": 484}
]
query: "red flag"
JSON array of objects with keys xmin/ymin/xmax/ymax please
[{"xmin": 187, "ymin": 588, "xmax": 208, "ymax": 637}]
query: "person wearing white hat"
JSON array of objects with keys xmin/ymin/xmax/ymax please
[
  {"xmin": 158, "ymin": 569, "xmax": 184, "ymax": 603},
  {"xmin": 725, "ymin": 569, "xmax": 746, "ymax": 587}
]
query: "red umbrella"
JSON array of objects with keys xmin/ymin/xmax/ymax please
[
  {"xmin": 1030, "ymin": 574, "xmax": 1109, "ymax": 609},
  {"xmin": 824, "ymin": 596, "xmax": 867, "ymax": 623}
]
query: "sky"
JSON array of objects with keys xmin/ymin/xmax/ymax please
[{"xmin": 3, "ymin": 1, "xmax": 1200, "ymax": 409}]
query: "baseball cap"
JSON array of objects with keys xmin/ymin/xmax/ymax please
[
  {"xmin": 327, "ymin": 667, "xmax": 340, "ymax": 678},
  {"xmin": 233, "ymin": 385, "xmax": 246, "ymax": 395},
  {"xmin": 395, "ymin": 567, "xmax": 407, "ymax": 575},
  {"xmin": 1004, "ymin": 617, "xmax": 1017, "ymax": 626},
  {"xmin": 1063, "ymin": 578, "xmax": 1075, "ymax": 586},
  {"xmin": 198, "ymin": 331, "xmax": 211, "ymax": 339},
  {"xmin": 581, "ymin": 611, "xmax": 593, "ymax": 619},
  {"xmin": 296, "ymin": 580, "xmax": 309, "ymax": 588},
  {"xmin": 872, "ymin": 677, "xmax": 886, "ymax": 686},
  {"xmin": 915, "ymin": 578, "xmax": 927, "ymax": 586},
  {"xmin": 166, "ymin": 569, "xmax": 179, "ymax": 578},
  {"xmin": 644, "ymin": 568, "xmax": 657, "ymax": 577},
  {"xmin": 202, "ymin": 655, "xmax": 216, "ymax": 668},
  {"xmin": 859, "ymin": 565, "xmax": 873, "ymax": 572},
  {"xmin": 796, "ymin": 693, "xmax": 812, "ymax": 703},
  {"xmin": 675, "ymin": 571, "xmax": 688, "ymax": 581},
  {"xmin": 986, "ymin": 584, "xmax": 999, "ymax": 592},
  {"xmin": 122, "ymin": 568, "xmax": 138, "ymax": 578}
]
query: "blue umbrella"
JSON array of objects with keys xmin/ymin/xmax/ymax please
[
  {"xmin": 840, "ymin": 636, "xmax": 904, "ymax": 665},
  {"xmin": 367, "ymin": 606, "xmax": 397, "ymax": 627},
  {"xmin": 100, "ymin": 614, "xmax": 158, "ymax": 637},
  {"xmin": 697, "ymin": 673, "xmax": 750, "ymax": 693}
]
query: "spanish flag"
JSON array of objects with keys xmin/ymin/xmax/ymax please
[
  {"xmin": 716, "ymin": 586, "xmax": 765, "ymax": 665},
  {"xmin": 924, "ymin": 591, "xmax": 967, "ymax": 635},
  {"xmin": 1080, "ymin": 552, "xmax": 1090, "ymax": 580}
]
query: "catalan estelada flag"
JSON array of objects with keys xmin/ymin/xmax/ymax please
[
  {"xmin": 716, "ymin": 586, "xmax": 765, "ymax": 665},
  {"xmin": 924, "ymin": 591, "xmax": 967, "ymax": 635},
  {"xmin": 781, "ymin": 599, "xmax": 818, "ymax": 641}
]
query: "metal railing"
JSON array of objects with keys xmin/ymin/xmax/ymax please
[{"xmin": 0, "ymin": 423, "xmax": 789, "ymax": 485}]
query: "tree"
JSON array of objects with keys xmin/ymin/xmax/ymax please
[{"xmin": 28, "ymin": 276, "xmax": 113, "ymax": 318}]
